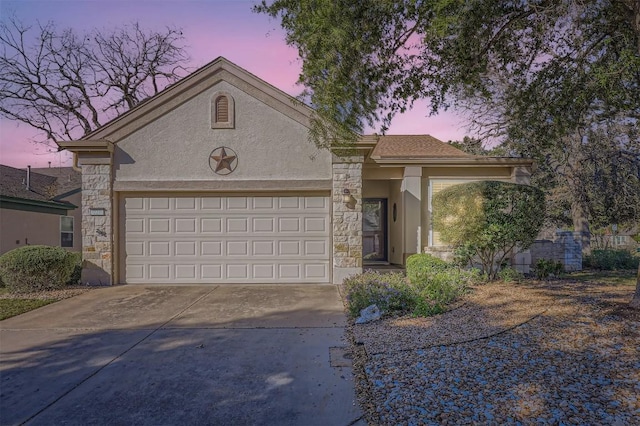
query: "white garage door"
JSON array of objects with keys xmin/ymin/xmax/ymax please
[{"xmin": 124, "ymin": 195, "xmax": 330, "ymax": 284}]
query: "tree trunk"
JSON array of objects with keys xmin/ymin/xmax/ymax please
[
  {"xmin": 571, "ymin": 200, "xmax": 591, "ymax": 255},
  {"xmin": 630, "ymin": 262, "xmax": 640, "ymax": 309}
]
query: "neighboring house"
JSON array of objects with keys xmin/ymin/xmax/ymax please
[
  {"xmin": 60, "ymin": 57, "xmax": 532, "ymax": 285},
  {"xmin": 0, "ymin": 165, "xmax": 81, "ymax": 255}
]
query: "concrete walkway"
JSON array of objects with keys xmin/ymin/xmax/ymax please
[{"xmin": 0, "ymin": 285, "xmax": 364, "ymax": 426}]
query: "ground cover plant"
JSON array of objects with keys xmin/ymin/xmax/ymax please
[
  {"xmin": 344, "ymin": 254, "xmax": 479, "ymax": 318},
  {"xmin": 0, "ymin": 287, "xmax": 57, "ymax": 320}
]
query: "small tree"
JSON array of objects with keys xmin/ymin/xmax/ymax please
[{"xmin": 433, "ymin": 181, "xmax": 545, "ymax": 280}]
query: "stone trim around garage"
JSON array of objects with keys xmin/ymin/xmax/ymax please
[
  {"xmin": 81, "ymin": 164, "xmax": 113, "ymax": 285},
  {"xmin": 332, "ymin": 155, "xmax": 364, "ymax": 284}
]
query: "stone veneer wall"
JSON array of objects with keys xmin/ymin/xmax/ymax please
[
  {"xmin": 332, "ymin": 156, "xmax": 363, "ymax": 284},
  {"xmin": 530, "ymin": 231, "xmax": 583, "ymax": 272},
  {"xmin": 81, "ymin": 164, "xmax": 113, "ymax": 284}
]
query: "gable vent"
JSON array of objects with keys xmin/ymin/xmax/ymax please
[
  {"xmin": 216, "ymin": 96, "xmax": 229, "ymax": 123},
  {"xmin": 211, "ymin": 91, "xmax": 235, "ymax": 129}
]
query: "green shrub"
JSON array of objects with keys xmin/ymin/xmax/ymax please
[
  {"xmin": 0, "ymin": 246, "xmax": 78, "ymax": 293},
  {"xmin": 66, "ymin": 252, "xmax": 83, "ymax": 285},
  {"xmin": 534, "ymin": 258, "xmax": 564, "ymax": 280},
  {"xmin": 343, "ymin": 271, "xmax": 414, "ymax": 317},
  {"xmin": 410, "ymin": 268, "xmax": 476, "ymax": 316},
  {"xmin": 498, "ymin": 266, "xmax": 523, "ymax": 283},
  {"xmin": 406, "ymin": 253, "xmax": 451, "ymax": 284},
  {"xmin": 584, "ymin": 249, "xmax": 639, "ymax": 270},
  {"xmin": 432, "ymin": 181, "xmax": 545, "ymax": 280}
]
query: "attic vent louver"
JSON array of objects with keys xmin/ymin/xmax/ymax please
[
  {"xmin": 211, "ymin": 91, "xmax": 235, "ymax": 129},
  {"xmin": 216, "ymin": 96, "xmax": 229, "ymax": 122}
]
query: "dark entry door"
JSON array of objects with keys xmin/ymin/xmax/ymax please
[{"xmin": 363, "ymin": 199, "xmax": 387, "ymax": 262}]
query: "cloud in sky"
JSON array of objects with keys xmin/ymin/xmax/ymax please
[{"xmin": 0, "ymin": 0, "xmax": 468, "ymax": 168}]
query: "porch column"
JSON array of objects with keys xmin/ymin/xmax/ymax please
[
  {"xmin": 402, "ymin": 166, "xmax": 422, "ymax": 262},
  {"xmin": 332, "ymin": 154, "xmax": 364, "ymax": 284},
  {"xmin": 59, "ymin": 141, "xmax": 115, "ymax": 285}
]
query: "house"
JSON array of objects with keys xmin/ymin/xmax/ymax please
[
  {"xmin": 0, "ymin": 165, "xmax": 81, "ymax": 255},
  {"xmin": 60, "ymin": 57, "xmax": 532, "ymax": 285}
]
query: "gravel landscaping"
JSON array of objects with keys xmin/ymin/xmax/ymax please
[{"xmin": 348, "ymin": 280, "xmax": 640, "ymax": 425}]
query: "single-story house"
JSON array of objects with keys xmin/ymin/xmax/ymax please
[
  {"xmin": 0, "ymin": 165, "xmax": 81, "ymax": 255},
  {"xmin": 60, "ymin": 57, "xmax": 532, "ymax": 285}
]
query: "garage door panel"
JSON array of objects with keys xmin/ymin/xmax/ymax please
[
  {"xmin": 253, "ymin": 217, "xmax": 274, "ymax": 232},
  {"xmin": 175, "ymin": 218, "xmax": 197, "ymax": 233},
  {"xmin": 124, "ymin": 195, "xmax": 330, "ymax": 283},
  {"xmin": 149, "ymin": 241, "xmax": 170, "ymax": 256},
  {"xmin": 201, "ymin": 241, "xmax": 222, "ymax": 256},
  {"xmin": 304, "ymin": 217, "xmax": 327, "ymax": 232},
  {"xmin": 149, "ymin": 264, "xmax": 170, "ymax": 279},
  {"xmin": 149, "ymin": 219, "xmax": 170, "ymax": 233},
  {"xmin": 175, "ymin": 241, "xmax": 196, "ymax": 256},
  {"xmin": 126, "ymin": 218, "xmax": 145, "ymax": 233},
  {"xmin": 175, "ymin": 198, "xmax": 196, "ymax": 209},
  {"xmin": 253, "ymin": 264, "xmax": 275, "ymax": 279},
  {"xmin": 253, "ymin": 240, "xmax": 275, "ymax": 256},
  {"xmin": 279, "ymin": 264, "xmax": 301, "ymax": 279},
  {"xmin": 227, "ymin": 197, "xmax": 248, "ymax": 209},
  {"xmin": 201, "ymin": 218, "xmax": 222, "ymax": 233},
  {"xmin": 201, "ymin": 198, "xmax": 222, "ymax": 209},
  {"xmin": 278, "ymin": 217, "xmax": 300, "ymax": 232},
  {"xmin": 227, "ymin": 217, "xmax": 248, "ymax": 232},
  {"xmin": 149, "ymin": 198, "xmax": 170, "ymax": 210}
]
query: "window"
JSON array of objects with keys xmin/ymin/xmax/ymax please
[
  {"xmin": 61, "ymin": 216, "xmax": 73, "ymax": 248},
  {"xmin": 211, "ymin": 91, "xmax": 235, "ymax": 129}
]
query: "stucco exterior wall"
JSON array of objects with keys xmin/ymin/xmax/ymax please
[
  {"xmin": 363, "ymin": 180, "xmax": 390, "ymax": 198},
  {"xmin": 113, "ymin": 81, "xmax": 331, "ymax": 182},
  {"xmin": 0, "ymin": 208, "xmax": 80, "ymax": 255}
]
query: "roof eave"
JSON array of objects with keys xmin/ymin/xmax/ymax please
[{"xmin": 371, "ymin": 157, "xmax": 534, "ymax": 166}]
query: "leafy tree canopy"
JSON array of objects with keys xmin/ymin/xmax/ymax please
[{"xmin": 256, "ymin": 0, "xmax": 640, "ymax": 149}]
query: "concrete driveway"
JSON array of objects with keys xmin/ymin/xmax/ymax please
[{"xmin": 0, "ymin": 285, "xmax": 364, "ymax": 426}]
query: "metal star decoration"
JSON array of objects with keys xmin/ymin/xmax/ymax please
[{"xmin": 209, "ymin": 147, "xmax": 238, "ymax": 175}]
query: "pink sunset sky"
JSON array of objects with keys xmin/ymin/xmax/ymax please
[{"xmin": 0, "ymin": 0, "xmax": 470, "ymax": 169}]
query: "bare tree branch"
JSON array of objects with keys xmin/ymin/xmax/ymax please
[{"xmin": 0, "ymin": 16, "xmax": 189, "ymax": 144}]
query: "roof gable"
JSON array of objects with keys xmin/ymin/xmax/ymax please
[
  {"xmin": 85, "ymin": 57, "xmax": 313, "ymax": 142},
  {"xmin": 370, "ymin": 135, "xmax": 472, "ymax": 159}
]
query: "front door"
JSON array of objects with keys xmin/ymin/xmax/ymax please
[{"xmin": 363, "ymin": 199, "xmax": 387, "ymax": 262}]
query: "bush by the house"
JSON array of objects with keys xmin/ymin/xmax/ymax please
[
  {"xmin": 498, "ymin": 266, "xmax": 523, "ymax": 283},
  {"xmin": 406, "ymin": 254, "xmax": 479, "ymax": 315},
  {"xmin": 406, "ymin": 253, "xmax": 451, "ymax": 284},
  {"xmin": 533, "ymin": 258, "xmax": 564, "ymax": 280},
  {"xmin": 343, "ymin": 271, "xmax": 414, "ymax": 317},
  {"xmin": 344, "ymin": 255, "xmax": 479, "ymax": 319},
  {"xmin": 432, "ymin": 181, "xmax": 545, "ymax": 280},
  {"xmin": 66, "ymin": 252, "xmax": 83, "ymax": 285},
  {"xmin": 584, "ymin": 249, "xmax": 639, "ymax": 270},
  {"xmin": 0, "ymin": 246, "xmax": 79, "ymax": 293}
]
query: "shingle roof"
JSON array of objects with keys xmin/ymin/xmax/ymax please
[
  {"xmin": 370, "ymin": 135, "xmax": 472, "ymax": 159},
  {"xmin": 0, "ymin": 165, "xmax": 80, "ymax": 203},
  {"xmin": 31, "ymin": 167, "xmax": 82, "ymax": 197}
]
